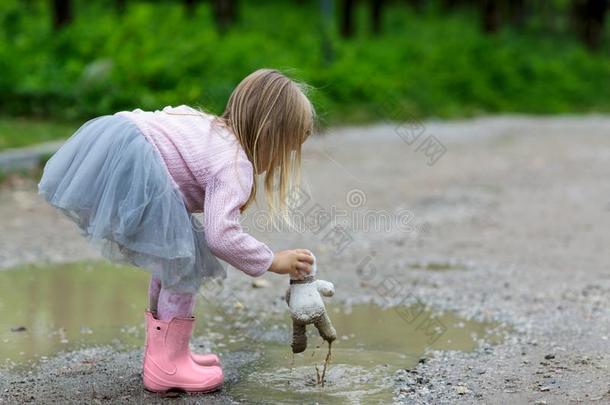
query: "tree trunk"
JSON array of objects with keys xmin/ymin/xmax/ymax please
[
  {"xmin": 52, "ymin": 0, "xmax": 72, "ymax": 30},
  {"xmin": 184, "ymin": 0, "xmax": 197, "ymax": 17},
  {"xmin": 320, "ymin": 0, "xmax": 335, "ymax": 64},
  {"xmin": 213, "ymin": 0, "xmax": 238, "ymax": 32},
  {"xmin": 370, "ymin": 0, "xmax": 383, "ymax": 35},
  {"xmin": 115, "ymin": 0, "xmax": 126, "ymax": 14},
  {"xmin": 442, "ymin": 0, "xmax": 460, "ymax": 10},
  {"xmin": 340, "ymin": 0, "xmax": 355, "ymax": 38},
  {"xmin": 480, "ymin": 0, "xmax": 500, "ymax": 33},
  {"xmin": 407, "ymin": 0, "xmax": 424, "ymax": 13},
  {"xmin": 509, "ymin": 0, "xmax": 526, "ymax": 27},
  {"xmin": 572, "ymin": 0, "xmax": 608, "ymax": 50}
]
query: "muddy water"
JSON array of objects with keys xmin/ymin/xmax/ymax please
[
  {"xmin": 226, "ymin": 304, "xmax": 502, "ymax": 404},
  {"xmin": 0, "ymin": 262, "xmax": 149, "ymax": 368},
  {"xmin": 0, "ymin": 262, "xmax": 503, "ymax": 403}
]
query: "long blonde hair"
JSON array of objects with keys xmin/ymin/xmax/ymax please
[{"xmin": 217, "ymin": 69, "xmax": 314, "ymax": 219}]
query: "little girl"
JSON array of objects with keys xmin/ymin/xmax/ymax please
[{"xmin": 38, "ymin": 69, "xmax": 315, "ymax": 393}]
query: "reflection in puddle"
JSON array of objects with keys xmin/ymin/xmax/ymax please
[
  {"xmin": 231, "ymin": 346, "xmax": 397, "ymax": 404},
  {"xmin": 0, "ymin": 262, "xmax": 504, "ymax": 403},
  {"xmin": 226, "ymin": 304, "xmax": 503, "ymax": 404},
  {"xmin": 0, "ymin": 262, "xmax": 149, "ymax": 369}
]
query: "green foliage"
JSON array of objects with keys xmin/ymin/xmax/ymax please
[{"xmin": 0, "ymin": 0, "xmax": 608, "ymax": 128}]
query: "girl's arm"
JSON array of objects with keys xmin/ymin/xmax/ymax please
[
  {"xmin": 202, "ymin": 159, "xmax": 314, "ymax": 279},
  {"xmin": 203, "ymin": 159, "xmax": 274, "ymax": 277}
]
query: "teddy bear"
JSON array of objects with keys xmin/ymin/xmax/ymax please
[{"xmin": 284, "ymin": 252, "xmax": 337, "ymax": 353}]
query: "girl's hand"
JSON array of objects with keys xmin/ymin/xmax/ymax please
[{"xmin": 268, "ymin": 249, "xmax": 314, "ymax": 280}]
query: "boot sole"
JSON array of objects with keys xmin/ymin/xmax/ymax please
[
  {"xmin": 143, "ymin": 374, "xmax": 223, "ymax": 394},
  {"xmin": 143, "ymin": 379, "xmax": 223, "ymax": 394}
]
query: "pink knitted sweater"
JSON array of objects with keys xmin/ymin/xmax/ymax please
[{"xmin": 114, "ymin": 104, "xmax": 273, "ymax": 277}]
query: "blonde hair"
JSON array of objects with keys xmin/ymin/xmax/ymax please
[{"xmin": 217, "ymin": 68, "xmax": 315, "ymax": 219}]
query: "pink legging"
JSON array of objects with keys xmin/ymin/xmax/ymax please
[{"xmin": 148, "ymin": 275, "xmax": 196, "ymax": 321}]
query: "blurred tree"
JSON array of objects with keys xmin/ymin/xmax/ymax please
[
  {"xmin": 213, "ymin": 0, "xmax": 238, "ymax": 32},
  {"xmin": 115, "ymin": 0, "xmax": 126, "ymax": 14},
  {"xmin": 320, "ymin": 0, "xmax": 335, "ymax": 63},
  {"xmin": 407, "ymin": 0, "xmax": 424, "ymax": 13},
  {"xmin": 572, "ymin": 0, "xmax": 608, "ymax": 50},
  {"xmin": 340, "ymin": 0, "xmax": 355, "ymax": 38},
  {"xmin": 184, "ymin": 0, "xmax": 198, "ymax": 17},
  {"xmin": 508, "ymin": 0, "xmax": 527, "ymax": 27},
  {"xmin": 480, "ymin": 0, "xmax": 500, "ymax": 33},
  {"xmin": 443, "ymin": 0, "xmax": 528, "ymax": 29},
  {"xmin": 442, "ymin": 0, "xmax": 460, "ymax": 10},
  {"xmin": 52, "ymin": 0, "xmax": 72, "ymax": 30},
  {"xmin": 340, "ymin": 0, "xmax": 385, "ymax": 38},
  {"xmin": 371, "ymin": 0, "xmax": 384, "ymax": 35}
]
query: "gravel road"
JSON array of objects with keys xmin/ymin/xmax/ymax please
[{"xmin": 1, "ymin": 115, "xmax": 609, "ymax": 404}]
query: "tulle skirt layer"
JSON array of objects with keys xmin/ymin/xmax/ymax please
[{"xmin": 38, "ymin": 114, "xmax": 225, "ymax": 293}]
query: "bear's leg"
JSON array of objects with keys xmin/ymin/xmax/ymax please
[
  {"xmin": 314, "ymin": 312, "xmax": 337, "ymax": 343},
  {"xmin": 292, "ymin": 320, "xmax": 307, "ymax": 353}
]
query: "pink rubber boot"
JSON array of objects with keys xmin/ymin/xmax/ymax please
[
  {"xmin": 190, "ymin": 351, "xmax": 221, "ymax": 368},
  {"xmin": 145, "ymin": 310, "xmax": 220, "ymax": 367},
  {"xmin": 142, "ymin": 311, "xmax": 224, "ymax": 393}
]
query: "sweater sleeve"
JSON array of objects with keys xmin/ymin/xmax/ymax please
[{"xmin": 202, "ymin": 159, "xmax": 274, "ymax": 277}]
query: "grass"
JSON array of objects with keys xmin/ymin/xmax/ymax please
[{"xmin": 0, "ymin": 116, "xmax": 77, "ymax": 150}]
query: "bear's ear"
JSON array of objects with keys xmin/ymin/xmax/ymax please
[{"xmin": 316, "ymin": 280, "xmax": 335, "ymax": 297}]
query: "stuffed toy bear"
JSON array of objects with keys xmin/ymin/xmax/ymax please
[{"xmin": 285, "ymin": 252, "xmax": 337, "ymax": 353}]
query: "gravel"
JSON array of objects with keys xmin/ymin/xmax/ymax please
[{"xmin": 1, "ymin": 115, "xmax": 609, "ymax": 403}]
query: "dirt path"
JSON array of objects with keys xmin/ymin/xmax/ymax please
[{"xmin": 1, "ymin": 115, "xmax": 609, "ymax": 404}]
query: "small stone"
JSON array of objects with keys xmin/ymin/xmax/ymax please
[
  {"xmin": 544, "ymin": 354, "xmax": 555, "ymax": 360},
  {"xmin": 455, "ymin": 385, "xmax": 469, "ymax": 395},
  {"xmin": 534, "ymin": 401, "xmax": 547, "ymax": 405},
  {"xmin": 540, "ymin": 386, "xmax": 551, "ymax": 392},
  {"xmin": 252, "ymin": 279, "xmax": 271, "ymax": 288},
  {"xmin": 416, "ymin": 376, "xmax": 429, "ymax": 384}
]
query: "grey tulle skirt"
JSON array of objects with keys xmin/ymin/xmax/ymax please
[{"xmin": 37, "ymin": 114, "xmax": 226, "ymax": 293}]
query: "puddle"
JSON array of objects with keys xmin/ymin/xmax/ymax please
[
  {"xmin": 0, "ymin": 261, "xmax": 150, "ymax": 369},
  {"xmin": 0, "ymin": 262, "xmax": 504, "ymax": 403},
  {"xmin": 225, "ymin": 304, "xmax": 503, "ymax": 404}
]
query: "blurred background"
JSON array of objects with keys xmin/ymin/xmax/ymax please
[
  {"xmin": 0, "ymin": 0, "xmax": 609, "ymax": 151},
  {"xmin": 1, "ymin": 2, "xmax": 610, "ymax": 402}
]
